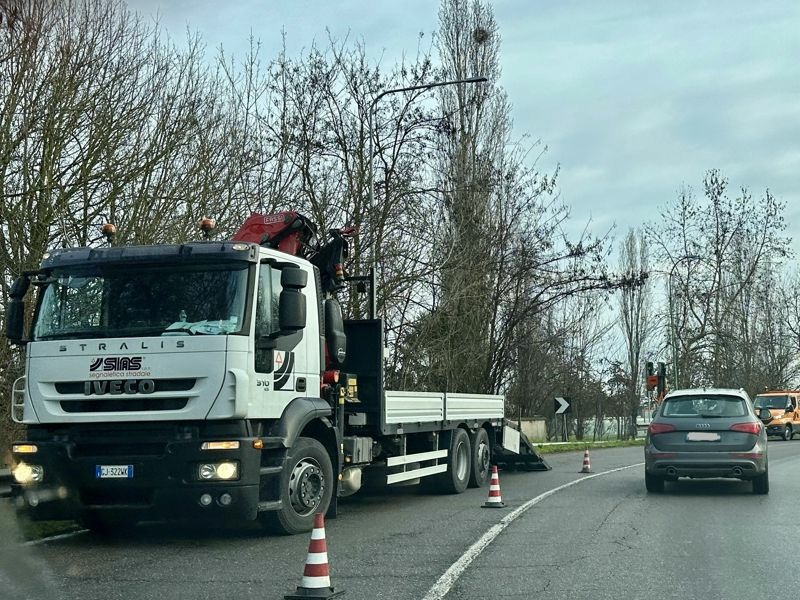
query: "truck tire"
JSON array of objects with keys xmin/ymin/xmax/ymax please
[
  {"xmin": 784, "ymin": 425, "xmax": 793, "ymax": 441},
  {"xmin": 423, "ymin": 428, "xmax": 471, "ymax": 494},
  {"xmin": 259, "ymin": 436, "xmax": 334, "ymax": 535},
  {"xmin": 468, "ymin": 428, "xmax": 491, "ymax": 488}
]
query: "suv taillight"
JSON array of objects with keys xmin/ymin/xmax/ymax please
[
  {"xmin": 730, "ymin": 422, "xmax": 762, "ymax": 435},
  {"xmin": 648, "ymin": 423, "xmax": 676, "ymax": 435}
]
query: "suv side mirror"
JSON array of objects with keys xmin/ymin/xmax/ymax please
[{"xmin": 5, "ymin": 276, "xmax": 31, "ymax": 345}]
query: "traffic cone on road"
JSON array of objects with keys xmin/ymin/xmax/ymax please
[
  {"xmin": 285, "ymin": 513, "xmax": 344, "ymax": 599},
  {"xmin": 482, "ymin": 465, "xmax": 506, "ymax": 508},
  {"xmin": 580, "ymin": 448, "xmax": 592, "ymax": 474}
]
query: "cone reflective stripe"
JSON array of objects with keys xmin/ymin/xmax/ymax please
[
  {"xmin": 285, "ymin": 513, "xmax": 344, "ymax": 599},
  {"xmin": 482, "ymin": 465, "xmax": 505, "ymax": 508},
  {"xmin": 580, "ymin": 448, "xmax": 592, "ymax": 473}
]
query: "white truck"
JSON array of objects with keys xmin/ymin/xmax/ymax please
[{"xmin": 6, "ymin": 211, "xmax": 548, "ymax": 534}]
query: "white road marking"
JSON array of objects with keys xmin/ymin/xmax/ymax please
[
  {"xmin": 24, "ymin": 529, "xmax": 88, "ymax": 546},
  {"xmin": 422, "ymin": 462, "xmax": 645, "ymax": 600}
]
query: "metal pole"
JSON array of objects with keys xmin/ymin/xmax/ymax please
[
  {"xmin": 366, "ymin": 76, "xmax": 487, "ymax": 319},
  {"xmin": 666, "ymin": 255, "xmax": 700, "ymax": 388}
]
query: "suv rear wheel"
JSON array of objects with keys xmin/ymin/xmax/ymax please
[
  {"xmin": 645, "ymin": 471, "xmax": 664, "ymax": 493},
  {"xmin": 753, "ymin": 467, "xmax": 769, "ymax": 495}
]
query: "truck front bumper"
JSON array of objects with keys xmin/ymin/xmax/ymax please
[{"xmin": 10, "ymin": 432, "xmax": 274, "ymax": 522}]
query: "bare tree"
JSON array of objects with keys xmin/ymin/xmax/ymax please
[{"xmin": 617, "ymin": 229, "xmax": 650, "ymax": 436}]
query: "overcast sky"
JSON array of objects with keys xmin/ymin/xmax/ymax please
[{"xmin": 130, "ymin": 0, "xmax": 800, "ymax": 257}]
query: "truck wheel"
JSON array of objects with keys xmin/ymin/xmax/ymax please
[
  {"xmin": 783, "ymin": 426, "xmax": 792, "ymax": 441},
  {"xmin": 423, "ymin": 428, "xmax": 471, "ymax": 494},
  {"xmin": 259, "ymin": 436, "xmax": 334, "ymax": 535},
  {"xmin": 468, "ymin": 428, "xmax": 491, "ymax": 488}
]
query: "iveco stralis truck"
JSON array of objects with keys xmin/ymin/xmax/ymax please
[{"xmin": 6, "ymin": 212, "xmax": 547, "ymax": 534}]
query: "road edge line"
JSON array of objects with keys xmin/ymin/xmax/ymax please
[{"xmin": 421, "ymin": 462, "xmax": 645, "ymax": 600}]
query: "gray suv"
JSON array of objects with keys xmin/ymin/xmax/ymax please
[{"xmin": 644, "ymin": 388, "xmax": 768, "ymax": 494}]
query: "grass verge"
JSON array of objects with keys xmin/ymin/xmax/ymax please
[
  {"xmin": 17, "ymin": 517, "xmax": 81, "ymax": 541},
  {"xmin": 533, "ymin": 438, "xmax": 645, "ymax": 454}
]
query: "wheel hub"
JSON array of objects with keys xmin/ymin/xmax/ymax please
[
  {"xmin": 288, "ymin": 459, "xmax": 326, "ymax": 515},
  {"xmin": 455, "ymin": 440, "xmax": 469, "ymax": 481},
  {"xmin": 477, "ymin": 441, "xmax": 490, "ymax": 474}
]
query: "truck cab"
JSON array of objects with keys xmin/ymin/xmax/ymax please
[
  {"xmin": 754, "ymin": 391, "xmax": 800, "ymax": 441},
  {"xmin": 8, "ymin": 240, "xmax": 332, "ymax": 532}
]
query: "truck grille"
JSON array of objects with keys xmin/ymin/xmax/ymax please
[
  {"xmin": 80, "ymin": 488, "xmax": 154, "ymax": 507},
  {"xmin": 71, "ymin": 443, "xmax": 167, "ymax": 458},
  {"xmin": 55, "ymin": 379, "xmax": 196, "ymax": 394},
  {"xmin": 60, "ymin": 398, "xmax": 189, "ymax": 412}
]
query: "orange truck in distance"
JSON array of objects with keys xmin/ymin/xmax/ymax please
[{"xmin": 754, "ymin": 390, "xmax": 800, "ymax": 441}]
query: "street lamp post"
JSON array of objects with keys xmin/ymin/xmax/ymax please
[
  {"xmin": 365, "ymin": 76, "xmax": 487, "ymax": 319},
  {"xmin": 667, "ymin": 254, "xmax": 701, "ymax": 388}
]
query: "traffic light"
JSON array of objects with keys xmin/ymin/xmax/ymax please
[
  {"xmin": 645, "ymin": 362, "xmax": 657, "ymax": 391},
  {"xmin": 646, "ymin": 362, "xmax": 654, "ymax": 376}
]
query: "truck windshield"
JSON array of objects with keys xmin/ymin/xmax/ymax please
[
  {"xmin": 753, "ymin": 395, "xmax": 789, "ymax": 410},
  {"xmin": 33, "ymin": 263, "xmax": 250, "ymax": 340}
]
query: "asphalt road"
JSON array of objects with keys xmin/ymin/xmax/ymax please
[{"xmin": 4, "ymin": 441, "xmax": 800, "ymax": 600}]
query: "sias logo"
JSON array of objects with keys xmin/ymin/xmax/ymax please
[{"xmin": 90, "ymin": 356, "xmax": 143, "ymax": 372}]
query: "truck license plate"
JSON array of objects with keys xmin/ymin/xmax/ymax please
[{"xmin": 96, "ymin": 465, "xmax": 134, "ymax": 479}]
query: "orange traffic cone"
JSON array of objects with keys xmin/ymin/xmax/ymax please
[
  {"xmin": 482, "ymin": 465, "xmax": 506, "ymax": 508},
  {"xmin": 285, "ymin": 513, "xmax": 344, "ymax": 599},
  {"xmin": 580, "ymin": 448, "xmax": 592, "ymax": 473}
]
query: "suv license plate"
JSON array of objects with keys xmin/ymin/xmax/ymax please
[
  {"xmin": 686, "ymin": 432, "xmax": 720, "ymax": 442},
  {"xmin": 96, "ymin": 465, "xmax": 134, "ymax": 479}
]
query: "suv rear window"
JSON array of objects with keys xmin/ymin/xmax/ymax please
[{"xmin": 662, "ymin": 395, "xmax": 748, "ymax": 418}]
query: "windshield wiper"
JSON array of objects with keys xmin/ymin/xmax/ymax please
[{"xmin": 161, "ymin": 327, "xmax": 198, "ymax": 335}]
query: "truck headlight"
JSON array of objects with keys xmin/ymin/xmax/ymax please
[
  {"xmin": 13, "ymin": 463, "xmax": 44, "ymax": 484},
  {"xmin": 197, "ymin": 461, "xmax": 239, "ymax": 481}
]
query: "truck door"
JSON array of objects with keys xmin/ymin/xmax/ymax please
[{"xmin": 250, "ymin": 261, "xmax": 318, "ymax": 418}]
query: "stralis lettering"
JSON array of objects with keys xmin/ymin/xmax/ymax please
[{"xmin": 59, "ymin": 340, "xmax": 185, "ymax": 352}]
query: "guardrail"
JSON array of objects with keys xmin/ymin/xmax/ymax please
[{"xmin": 0, "ymin": 468, "xmax": 12, "ymax": 499}]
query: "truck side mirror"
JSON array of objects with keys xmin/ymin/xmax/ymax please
[
  {"xmin": 6, "ymin": 299, "xmax": 26, "ymax": 344},
  {"xmin": 274, "ymin": 266, "xmax": 307, "ymax": 335},
  {"xmin": 278, "ymin": 289, "xmax": 306, "ymax": 332},
  {"xmin": 6, "ymin": 275, "xmax": 31, "ymax": 345}
]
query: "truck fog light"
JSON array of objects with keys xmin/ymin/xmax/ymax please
[
  {"xmin": 199, "ymin": 493, "xmax": 213, "ymax": 506},
  {"xmin": 12, "ymin": 444, "xmax": 38, "ymax": 454},
  {"xmin": 218, "ymin": 493, "xmax": 233, "ymax": 506},
  {"xmin": 199, "ymin": 464, "xmax": 217, "ymax": 480},
  {"xmin": 215, "ymin": 462, "xmax": 238, "ymax": 480},
  {"xmin": 13, "ymin": 463, "xmax": 43, "ymax": 484},
  {"xmin": 200, "ymin": 441, "xmax": 240, "ymax": 451}
]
